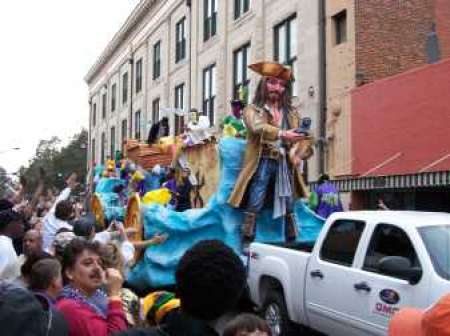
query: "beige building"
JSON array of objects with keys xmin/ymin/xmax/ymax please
[
  {"xmin": 85, "ymin": 0, "xmax": 324, "ymax": 179},
  {"xmin": 325, "ymin": 0, "xmax": 355, "ymax": 179}
]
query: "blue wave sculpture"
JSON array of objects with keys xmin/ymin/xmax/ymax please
[
  {"xmin": 94, "ymin": 178, "xmax": 126, "ymax": 223},
  {"xmin": 127, "ymin": 138, "xmax": 325, "ymax": 288}
]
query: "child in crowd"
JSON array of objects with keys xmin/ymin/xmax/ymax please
[
  {"xmin": 100, "ymin": 241, "xmax": 141, "ymax": 327},
  {"xmin": 223, "ymin": 313, "xmax": 272, "ymax": 336}
]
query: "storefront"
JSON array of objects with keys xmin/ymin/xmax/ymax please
[
  {"xmin": 344, "ymin": 59, "xmax": 450, "ymax": 212},
  {"xmin": 320, "ymin": 171, "xmax": 450, "ymax": 211}
]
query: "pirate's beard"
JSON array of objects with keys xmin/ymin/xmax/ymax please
[{"xmin": 267, "ymin": 91, "xmax": 282, "ymax": 106}]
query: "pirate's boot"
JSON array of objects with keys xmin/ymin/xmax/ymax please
[
  {"xmin": 242, "ymin": 212, "xmax": 257, "ymax": 245},
  {"xmin": 285, "ymin": 213, "xmax": 299, "ymax": 242}
]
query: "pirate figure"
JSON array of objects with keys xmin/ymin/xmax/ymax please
[{"xmin": 228, "ymin": 61, "xmax": 313, "ymax": 244}]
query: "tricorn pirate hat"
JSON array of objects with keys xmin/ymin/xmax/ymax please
[{"xmin": 248, "ymin": 61, "xmax": 293, "ymax": 81}]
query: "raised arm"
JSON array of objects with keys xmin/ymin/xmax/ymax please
[{"xmin": 49, "ymin": 173, "xmax": 78, "ymax": 214}]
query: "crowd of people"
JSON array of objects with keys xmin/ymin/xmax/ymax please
[{"xmin": 0, "ymin": 173, "xmax": 272, "ymax": 336}]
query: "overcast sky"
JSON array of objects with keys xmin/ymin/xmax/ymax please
[{"xmin": 0, "ymin": 0, "xmax": 140, "ymax": 175}]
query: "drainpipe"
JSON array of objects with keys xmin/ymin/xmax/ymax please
[
  {"xmin": 318, "ymin": 0, "xmax": 327, "ymax": 175},
  {"xmin": 88, "ymin": 98, "xmax": 92, "ymax": 171},
  {"xmin": 187, "ymin": 0, "xmax": 192, "ymax": 112},
  {"xmin": 129, "ymin": 56, "xmax": 134, "ymax": 140}
]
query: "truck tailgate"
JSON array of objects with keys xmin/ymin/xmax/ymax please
[{"xmin": 247, "ymin": 242, "xmax": 312, "ymax": 325}]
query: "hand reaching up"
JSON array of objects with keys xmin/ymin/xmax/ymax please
[
  {"xmin": 66, "ymin": 172, "xmax": 79, "ymax": 189},
  {"xmin": 151, "ymin": 233, "xmax": 169, "ymax": 245}
]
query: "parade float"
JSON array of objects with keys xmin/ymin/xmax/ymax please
[
  {"xmin": 91, "ymin": 99, "xmax": 325, "ymax": 289},
  {"xmin": 125, "ymin": 136, "xmax": 325, "ymax": 289}
]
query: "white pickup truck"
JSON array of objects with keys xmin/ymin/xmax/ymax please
[{"xmin": 247, "ymin": 211, "xmax": 450, "ymax": 336}]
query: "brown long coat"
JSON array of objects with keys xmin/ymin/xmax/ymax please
[{"xmin": 228, "ymin": 104, "xmax": 312, "ymax": 208}]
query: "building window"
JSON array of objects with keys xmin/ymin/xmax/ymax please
[
  {"xmin": 102, "ymin": 93, "xmax": 107, "ymax": 119},
  {"xmin": 111, "ymin": 83, "xmax": 117, "ymax": 112},
  {"xmin": 153, "ymin": 41, "xmax": 161, "ymax": 80},
  {"xmin": 234, "ymin": 0, "xmax": 250, "ymax": 20},
  {"xmin": 152, "ymin": 98, "xmax": 160, "ymax": 123},
  {"xmin": 333, "ymin": 10, "xmax": 347, "ymax": 45},
  {"xmin": 122, "ymin": 72, "xmax": 128, "ymax": 104},
  {"xmin": 121, "ymin": 119, "xmax": 127, "ymax": 149},
  {"xmin": 91, "ymin": 138, "xmax": 96, "ymax": 164},
  {"xmin": 135, "ymin": 58, "xmax": 143, "ymax": 93},
  {"xmin": 135, "ymin": 110, "xmax": 141, "ymax": 140},
  {"xmin": 101, "ymin": 132, "xmax": 106, "ymax": 164},
  {"xmin": 233, "ymin": 43, "xmax": 251, "ymax": 103},
  {"xmin": 174, "ymin": 83, "xmax": 185, "ymax": 135},
  {"xmin": 274, "ymin": 14, "xmax": 298, "ymax": 93},
  {"xmin": 92, "ymin": 103, "xmax": 97, "ymax": 127},
  {"xmin": 176, "ymin": 18, "xmax": 186, "ymax": 63},
  {"xmin": 204, "ymin": 0, "xmax": 217, "ymax": 41},
  {"xmin": 203, "ymin": 64, "xmax": 216, "ymax": 126},
  {"xmin": 110, "ymin": 126, "xmax": 116, "ymax": 159}
]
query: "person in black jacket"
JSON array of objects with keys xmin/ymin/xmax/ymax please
[
  {"xmin": 147, "ymin": 117, "xmax": 169, "ymax": 145},
  {"xmin": 175, "ymin": 168, "xmax": 193, "ymax": 212},
  {"xmin": 0, "ymin": 279, "xmax": 68, "ymax": 336},
  {"xmin": 118, "ymin": 240, "xmax": 247, "ymax": 336}
]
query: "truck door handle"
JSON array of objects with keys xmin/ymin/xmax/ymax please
[
  {"xmin": 354, "ymin": 282, "xmax": 371, "ymax": 292},
  {"xmin": 310, "ymin": 270, "xmax": 324, "ymax": 279}
]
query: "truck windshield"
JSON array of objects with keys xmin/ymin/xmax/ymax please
[{"xmin": 419, "ymin": 225, "xmax": 450, "ymax": 281}]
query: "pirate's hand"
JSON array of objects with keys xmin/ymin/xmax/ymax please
[{"xmin": 280, "ymin": 130, "xmax": 305, "ymax": 142}]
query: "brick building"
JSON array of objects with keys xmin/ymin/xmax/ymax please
[
  {"xmin": 85, "ymin": 0, "xmax": 324, "ymax": 179},
  {"xmin": 355, "ymin": 0, "xmax": 450, "ymax": 83},
  {"xmin": 324, "ymin": 0, "xmax": 450, "ymax": 209}
]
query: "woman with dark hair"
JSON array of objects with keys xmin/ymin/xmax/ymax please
[{"xmin": 56, "ymin": 238, "xmax": 128, "ymax": 336}]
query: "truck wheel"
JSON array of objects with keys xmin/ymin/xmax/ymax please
[{"xmin": 262, "ymin": 290, "xmax": 294, "ymax": 336}]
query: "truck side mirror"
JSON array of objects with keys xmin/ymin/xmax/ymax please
[{"xmin": 377, "ymin": 256, "xmax": 422, "ymax": 285}]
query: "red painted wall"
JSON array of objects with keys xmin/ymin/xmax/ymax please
[{"xmin": 352, "ymin": 58, "xmax": 450, "ymax": 176}]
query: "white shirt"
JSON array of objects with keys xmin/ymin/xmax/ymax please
[
  {"xmin": 93, "ymin": 231, "xmax": 112, "ymax": 244},
  {"xmin": 42, "ymin": 187, "xmax": 72, "ymax": 252},
  {"xmin": 120, "ymin": 240, "xmax": 136, "ymax": 270},
  {"xmin": 0, "ymin": 235, "xmax": 20, "ymax": 281}
]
